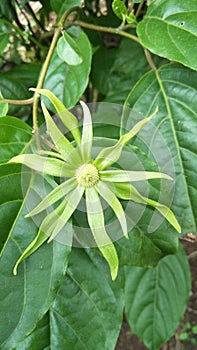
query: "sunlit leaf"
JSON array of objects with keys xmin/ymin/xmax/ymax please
[{"xmin": 57, "ymin": 31, "xmax": 83, "ymax": 66}]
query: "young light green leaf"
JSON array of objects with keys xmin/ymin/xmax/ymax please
[
  {"xmin": 30, "ymin": 88, "xmax": 81, "ymax": 145},
  {"xmin": 80, "ymin": 101, "xmax": 93, "ymax": 162},
  {"xmin": 100, "ymin": 169, "xmax": 172, "ymax": 182},
  {"xmin": 126, "ymin": 13, "xmax": 137, "ymax": 24},
  {"xmin": 96, "ymin": 181, "xmax": 128, "ymax": 238},
  {"xmin": 48, "ymin": 185, "xmax": 84, "ymax": 242},
  {"xmin": 41, "ymin": 101, "xmax": 82, "ymax": 167},
  {"xmin": 57, "ymin": 31, "xmax": 83, "ymax": 66},
  {"xmin": 9, "ymin": 154, "xmax": 74, "ymax": 177},
  {"xmin": 85, "ymin": 186, "xmax": 119, "ymax": 280},
  {"xmin": 94, "ymin": 107, "xmax": 158, "ymax": 170},
  {"xmin": 114, "ymin": 183, "xmax": 181, "ymax": 233},
  {"xmin": 26, "ymin": 178, "xmax": 77, "ymax": 217},
  {"xmin": 112, "ymin": 0, "xmax": 128, "ymax": 20}
]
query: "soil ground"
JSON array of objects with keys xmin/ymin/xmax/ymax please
[{"xmin": 116, "ymin": 239, "xmax": 197, "ymax": 350}]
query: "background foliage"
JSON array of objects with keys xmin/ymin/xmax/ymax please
[{"xmin": 0, "ymin": 0, "xmax": 196, "ymax": 349}]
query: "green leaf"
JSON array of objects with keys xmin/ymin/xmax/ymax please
[
  {"xmin": 0, "ymin": 91, "xmax": 8, "ymax": 117},
  {"xmin": 137, "ymin": 0, "xmax": 197, "ymax": 70},
  {"xmin": 15, "ymin": 313, "xmax": 50, "ymax": 350},
  {"xmin": 57, "ymin": 31, "xmax": 83, "ymax": 66},
  {"xmin": 125, "ymin": 63, "xmax": 197, "ymax": 234},
  {"xmin": 50, "ymin": 248, "xmax": 124, "ymax": 349},
  {"xmin": 0, "ymin": 33, "xmax": 9, "ymax": 55},
  {"xmin": 14, "ymin": 249, "xmax": 124, "ymax": 350},
  {"xmin": 0, "ymin": 117, "xmax": 32, "ymax": 163},
  {"xmin": 9, "ymin": 154, "xmax": 74, "ymax": 177},
  {"xmin": 43, "ymin": 29, "xmax": 92, "ymax": 109},
  {"xmin": 0, "ymin": 64, "xmax": 40, "ymax": 116},
  {"xmin": 50, "ymin": 0, "xmax": 82, "ymax": 17},
  {"xmin": 112, "ymin": 0, "xmax": 128, "ymax": 20},
  {"xmin": 2, "ymin": 63, "xmax": 41, "ymax": 89},
  {"xmin": 124, "ymin": 245, "xmax": 191, "ymax": 349},
  {"xmin": 92, "ymin": 37, "xmax": 155, "ymax": 103},
  {"xmin": 86, "ymin": 186, "xmax": 119, "ymax": 280},
  {"xmin": 0, "ymin": 169, "xmax": 71, "ymax": 349}
]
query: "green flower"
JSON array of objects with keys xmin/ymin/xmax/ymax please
[{"xmin": 10, "ymin": 89, "xmax": 181, "ymax": 279}]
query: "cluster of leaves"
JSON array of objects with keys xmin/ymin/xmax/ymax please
[{"xmin": 0, "ymin": 0, "xmax": 196, "ymax": 349}]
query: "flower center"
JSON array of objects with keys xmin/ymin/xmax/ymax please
[{"xmin": 76, "ymin": 164, "xmax": 99, "ymax": 187}]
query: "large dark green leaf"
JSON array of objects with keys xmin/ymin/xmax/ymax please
[
  {"xmin": 124, "ymin": 245, "xmax": 191, "ymax": 349},
  {"xmin": 15, "ymin": 313, "xmax": 50, "ymax": 350},
  {"xmin": 125, "ymin": 63, "xmax": 197, "ymax": 235},
  {"xmin": 0, "ymin": 167, "xmax": 71, "ymax": 350},
  {"xmin": 137, "ymin": 0, "xmax": 197, "ymax": 70},
  {"xmin": 14, "ymin": 248, "xmax": 124, "ymax": 350},
  {"xmin": 116, "ymin": 206, "xmax": 178, "ymax": 267},
  {"xmin": 3, "ymin": 63, "xmax": 41, "ymax": 89},
  {"xmin": 92, "ymin": 37, "xmax": 165, "ymax": 103},
  {"xmin": 50, "ymin": 248, "xmax": 124, "ymax": 349},
  {"xmin": 0, "ymin": 117, "xmax": 32, "ymax": 163},
  {"xmin": 43, "ymin": 29, "xmax": 92, "ymax": 110},
  {"xmin": 0, "ymin": 63, "xmax": 41, "ymax": 116}
]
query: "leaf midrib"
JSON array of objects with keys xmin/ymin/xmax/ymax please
[{"xmin": 155, "ymin": 67, "xmax": 196, "ymax": 230}]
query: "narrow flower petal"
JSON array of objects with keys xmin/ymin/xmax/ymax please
[
  {"xmin": 114, "ymin": 183, "xmax": 181, "ymax": 233},
  {"xmin": 41, "ymin": 101, "xmax": 82, "ymax": 168},
  {"xmin": 9, "ymin": 154, "xmax": 74, "ymax": 177},
  {"xmin": 26, "ymin": 178, "xmax": 77, "ymax": 217},
  {"xmin": 30, "ymin": 88, "xmax": 81, "ymax": 145},
  {"xmin": 96, "ymin": 181, "xmax": 128, "ymax": 238},
  {"xmin": 85, "ymin": 187, "xmax": 119, "ymax": 280},
  {"xmin": 13, "ymin": 199, "xmax": 67, "ymax": 275},
  {"xmin": 100, "ymin": 169, "xmax": 172, "ymax": 182},
  {"xmin": 38, "ymin": 150, "xmax": 66, "ymax": 161},
  {"xmin": 94, "ymin": 107, "xmax": 158, "ymax": 170},
  {"xmin": 48, "ymin": 185, "xmax": 84, "ymax": 242},
  {"xmin": 80, "ymin": 101, "xmax": 93, "ymax": 162}
]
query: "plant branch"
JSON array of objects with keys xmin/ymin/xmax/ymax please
[
  {"xmin": 73, "ymin": 20, "xmax": 142, "ymax": 46},
  {"xmin": 144, "ymin": 49, "xmax": 157, "ymax": 71},
  {"xmin": 1, "ymin": 98, "xmax": 34, "ymax": 105},
  {"xmin": 32, "ymin": 6, "xmax": 80, "ymax": 131},
  {"xmin": 135, "ymin": 0, "xmax": 146, "ymax": 19}
]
